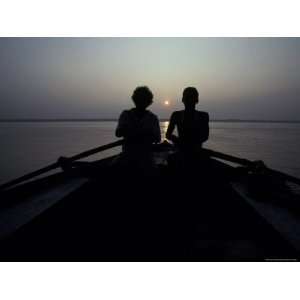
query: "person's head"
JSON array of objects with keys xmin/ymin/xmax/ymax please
[
  {"xmin": 132, "ymin": 86, "xmax": 153, "ymax": 110},
  {"xmin": 182, "ymin": 87, "xmax": 199, "ymax": 109}
]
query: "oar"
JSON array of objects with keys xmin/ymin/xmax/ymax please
[
  {"xmin": 203, "ymin": 148, "xmax": 300, "ymax": 186},
  {"xmin": 0, "ymin": 139, "xmax": 124, "ymax": 191}
]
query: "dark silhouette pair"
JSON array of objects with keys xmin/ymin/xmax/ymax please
[{"xmin": 115, "ymin": 86, "xmax": 209, "ymax": 164}]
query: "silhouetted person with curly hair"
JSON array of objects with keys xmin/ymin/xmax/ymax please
[{"xmin": 116, "ymin": 86, "xmax": 161, "ymax": 169}]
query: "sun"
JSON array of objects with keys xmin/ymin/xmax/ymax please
[{"xmin": 164, "ymin": 100, "xmax": 170, "ymax": 106}]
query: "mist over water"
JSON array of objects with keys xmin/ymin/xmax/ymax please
[
  {"xmin": 0, "ymin": 121, "xmax": 299, "ymax": 184},
  {"xmin": 1, "ymin": 38, "xmax": 300, "ymax": 120}
]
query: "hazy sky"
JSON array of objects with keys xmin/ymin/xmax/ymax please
[{"xmin": 1, "ymin": 37, "xmax": 300, "ymax": 120}]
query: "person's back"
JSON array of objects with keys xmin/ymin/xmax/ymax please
[
  {"xmin": 116, "ymin": 108, "xmax": 161, "ymax": 153},
  {"xmin": 166, "ymin": 87, "xmax": 209, "ymax": 152},
  {"xmin": 115, "ymin": 86, "xmax": 161, "ymax": 167}
]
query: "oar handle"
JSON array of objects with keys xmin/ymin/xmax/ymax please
[
  {"xmin": 203, "ymin": 148, "xmax": 300, "ymax": 186},
  {"xmin": 0, "ymin": 139, "xmax": 124, "ymax": 191},
  {"xmin": 202, "ymin": 148, "xmax": 252, "ymax": 166}
]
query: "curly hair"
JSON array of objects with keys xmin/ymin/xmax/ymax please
[{"xmin": 132, "ymin": 86, "xmax": 153, "ymax": 107}]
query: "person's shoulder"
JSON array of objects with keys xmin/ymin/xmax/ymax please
[
  {"xmin": 120, "ymin": 109, "xmax": 134, "ymax": 116},
  {"xmin": 172, "ymin": 110, "xmax": 183, "ymax": 115},
  {"xmin": 118, "ymin": 109, "xmax": 132, "ymax": 120},
  {"xmin": 196, "ymin": 111, "xmax": 209, "ymax": 120},
  {"xmin": 119, "ymin": 109, "xmax": 130, "ymax": 114},
  {"xmin": 170, "ymin": 110, "xmax": 183, "ymax": 119},
  {"xmin": 146, "ymin": 110, "xmax": 159, "ymax": 120}
]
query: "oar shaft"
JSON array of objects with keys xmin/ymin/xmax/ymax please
[
  {"xmin": 0, "ymin": 139, "xmax": 124, "ymax": 191},
  {"xmin": 0, "ymin": 162, "xmax": 59, "ymax": 191},
  {"xmin": 69, "ymin": 140, "xmax": 123, "ymax": 161},
  {"xmin": 264, "ymin": 168, "xmax": 300, "ymax": 186},
  {"xmin": 203, "ymin": 148, "xmax": 300, "ymax": 186},
  {"xmin": 202, "ymin": 148, "xmax": 252, "ymax": 166}
]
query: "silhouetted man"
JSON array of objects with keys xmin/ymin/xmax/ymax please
[
  {"xmin": 115, "ymin": 86, "xmax": 161, "ymax": 168},
  {"xmin": 166, "ymin": 88, "xmax": 210, "ymax": 241},
  {"xmin": 166, "ymin": 87, "xmax": 209, "ymax": 152}
]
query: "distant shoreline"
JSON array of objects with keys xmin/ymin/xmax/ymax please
[{"xmin": 0, "ymin": 118, "xmax": 300, "ymax": 123}]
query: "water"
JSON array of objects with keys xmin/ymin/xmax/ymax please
[{"xmin": 0, "ymin": 121, "xmax": 300, "ymax": 184}]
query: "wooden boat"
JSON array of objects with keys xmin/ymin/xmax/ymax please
[{"xmin": 0, "ymin": 141, "xmax": 299, "ymax": 261}]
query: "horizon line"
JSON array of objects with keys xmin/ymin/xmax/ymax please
[{"xmin": 1, "ymin": 118, "xmax": 300, "ymax": 123}]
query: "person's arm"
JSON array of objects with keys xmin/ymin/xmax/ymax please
[
  {"xmin": 200, "ymin": 112, "xmax": 209, "ymax": 143},
  {"xmin": 115, "ymin": 111, "xmax": 128, "ymax": 138},
  {"xmin": 153, "ymin": 116, "xmax": 161, "ymax": 143},
  {"xmin": 166, "ymin": 112, "xmax": 179, "ymax": 144}
]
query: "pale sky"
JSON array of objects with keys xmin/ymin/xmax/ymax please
[{"xmin": 1, "ymin": 37, "xmax": 300, "ymax": 120}]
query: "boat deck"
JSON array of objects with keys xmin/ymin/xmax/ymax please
[{"xmin": 0, "ymin": 158, "xmax": 297, "ymax": 261}]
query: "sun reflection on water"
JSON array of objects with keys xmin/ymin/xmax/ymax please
[{"xmin": 160, "ymin": 121, "xmax": 169, "ymax": 141}]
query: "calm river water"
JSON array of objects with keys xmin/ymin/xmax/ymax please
[{"xmin": 0, "ymin": 121, "xmax": 300, "ymax": 184}]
